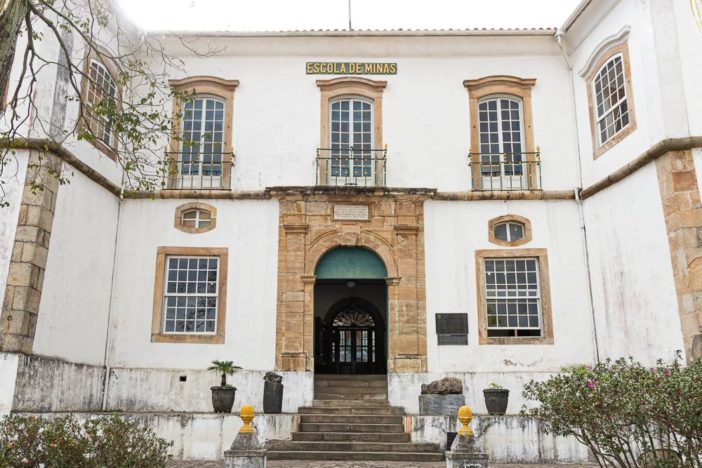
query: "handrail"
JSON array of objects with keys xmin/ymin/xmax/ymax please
[
  {"xmin": 165, "ymin": 151, "xmax": 235, "ymax": 190},
  {"xmin": 316, "ymin": 147, "xmax": 387, "ymax": 187},
  {"xmin": 468, "ymin": 150, "xmax": 541, "ymax": 191}
]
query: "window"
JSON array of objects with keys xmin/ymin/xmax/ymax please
[
  {"xmin": 464, "ymin": 76, "xmax": 538, "ymax": 191},
  {"xmin": 168, "ymin": 77, "xmax": 239, "ymax": 189},
  {"xmin": 80, "ymin": 52, "xmax": 121, "ymax": 159},
  {"xmin": 174, "ymin": 202, "xmax": 217, "ymax": 234},
  {"xmin": 580, "ymin": 29, "xmax": 636, "ymax": 159},
  {"xmin": 151, "ymin": 247, "xmax": 227, "ymax": 343},
  {"xmin": 488, "ymin": 214, "xmax": 532, "ymax": 247},
  {"xmin": 316, "ymin": 77, "xmax": 386, "ymax": 187},
  {"xmin": 593, "ymin": 55, "xmax": 630, "ymax": 147},
  {"xmin": 475, "ymin": 249, "xmax": 553, "ymax": 345},
  {"xmin": 494, "ymin": 222, "xmax": 524, "ymax": 242}
]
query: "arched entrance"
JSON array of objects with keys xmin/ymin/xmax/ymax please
[{"xmin": 313, "ymin": 247, "xmax": 387, "ymax": 375}]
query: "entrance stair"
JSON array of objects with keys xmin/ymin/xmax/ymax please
[{"xmin": 266, "ymin": 374, "xmax": 444, "ymax": 462}]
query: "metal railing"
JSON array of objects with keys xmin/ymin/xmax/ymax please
[
  {"xmin": 165, "ymin": 151, "xmax": 234, "ymax": 189},
  {"xmin": 468, "ymin": 150, "xmax": 542, "ymax": 191},
  {"xmin": 316, "ymin": 147, "xmax": 387, "ymax": 187}
]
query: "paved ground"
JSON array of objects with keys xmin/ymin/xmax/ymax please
[{"xmin": 168, "ymin": 462, "xmax": 592, "ymax": 467}]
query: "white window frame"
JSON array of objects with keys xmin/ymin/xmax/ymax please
[
  {"xmin": 86, "ymin": 59, "xmax": 118, "ymax": 147},
  {"xmin": 493, "ymin": 221, "xmax": 525, "ymax": 243},
  {"xmin": 181, "ymin": 209, "xmax": 212, "ymax": 229},
  {"xmin": 477, "ymin": 95, "xmax": 528, "ymax": 189},
  {"xmin": 162, "ymin": 255, "xmax": 220, "ymax": 335},
  {"xmin": 592, "ymin": 53, "xmax": 629, "ymax": 147},
  {"xmin": 178, "ymin": 95, "xmax": 226, "ymax": 189},
  {"xmin": 483, "ymin": 257, "xmax": 542, "ymax": 337},
  {"xmin": 328, "ymin": 96, "xmax": 375, "ymax": 186}
]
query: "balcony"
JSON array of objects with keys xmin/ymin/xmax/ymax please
[
  {"xmin": 468, "ymin": 151, "xmax": 541, "ymax": 191},
  {"xmin": 316, "ymin": 147, "xmax": 387, "ymax": 187},
  {"xmin": 165, "ymin": 151, "xmax": 234, "ymax": 190}
]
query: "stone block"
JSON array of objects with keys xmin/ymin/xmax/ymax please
[{"xmin": 419, "ymin": 394, "xmax": 465, "ymax": 416}]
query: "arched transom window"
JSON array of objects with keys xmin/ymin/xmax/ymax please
[
  {"xmin": 174, "ymin": 202, "xmax": 217, "ymax": 234},
  {"xmin": 593, "ymin": 54, "xmax": 630, "ymax": 147},
  {"xmin": 494, "ymin": 221, "xmax": 525, "ymax": 243},
  {"xmin": 182, "ymin": 208, "xmax": 212, "ymax": 229}
]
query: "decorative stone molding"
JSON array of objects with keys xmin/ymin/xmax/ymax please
[
  {"xmin": 474, "ymin": 248, "xmax": 554, "ymax": 345},
  {"xmin": 273, "ymin": 191, "xmax": 430, "ymax": 373},
  {"xmin": 174, "ymin": 202, "xmax": 217, "ymax": 234},
  {"xmin": 151, "ymin": 246, "xmax": 228, "ymax": 344},
  {"xmin": 487, "ymin": 214, "xmax": 532, "ymax": 247}
]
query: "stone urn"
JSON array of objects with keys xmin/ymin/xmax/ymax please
[
  {"xmin": 483, "ymin": 388, "xmax": 509, "ymax": 415},
  {"xmin": 211, "ymin": 386, "xmax": 237, "ymax": 413}
]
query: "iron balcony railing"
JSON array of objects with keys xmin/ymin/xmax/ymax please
[
  {"xmin": 468, "ymin": 150, "xmax": 542, "ymax": 191},
  {"xmin": 165, "ymin": 151, "xmax": 234, "ymax": 189},
  {"xmin": 316, "ymin": 147, "xmax": 387, "ymax": 187}
]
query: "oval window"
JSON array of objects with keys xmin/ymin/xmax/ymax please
[
  {"xmin": 494, "ymin": 221, "xmax": 525, "ymax": 242},
  {"xmin": 182, "ymin": 209, "xmax": 212, "ymax": 229}
]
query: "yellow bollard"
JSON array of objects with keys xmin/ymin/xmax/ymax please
[
  {"xmin": 457, "ymin": 405, "xmax": 474, "ymax": 437},
  {"xmin": 239, "ymin": 404, "xmax": 255, "ymax": 433}
]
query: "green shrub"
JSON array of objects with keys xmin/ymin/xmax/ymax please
[
  {"xmin": 0, "ymin": 414, "xmax": 173, "ymax": 467},
  {"xmin": 522, "ymin": 354, "xmax": 702, "ymax": 467}
]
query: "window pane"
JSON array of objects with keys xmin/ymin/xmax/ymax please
[
  {"xmin": 163, "ymin": 255, "xmax": 219, "ymax": 334},
  {"xmin": 494, "ymin": 223, "xmax": 508, "ymax": 241},
  {"xmin": 484, "ymin": 258, "xmax": 541, "ymax": 337},
  {"xmin": 508, "ymin": 222, "xmax": 524, "ymax": 241}
]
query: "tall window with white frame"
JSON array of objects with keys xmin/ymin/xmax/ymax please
[
  {"xmin": 477, "ymin": 96, "xmax": 526, "ymax": 190},
  {"xmin": 593, "ymin": 54, "xmax": 630, "ymax": 147},
  {"xmin": 329, "ymin": 98, "xmax": 373, "ymax": 185},
  {"xmin": 85, "ymin": 59, "xmax": 118, "ymax": 149},
  {"xmin": 163, "ymin": 256, "xmax": 219, "ymax": 334},
  {"xmin": 484, "ymin": 257, "xmax": 541, "ymax": 337},
  {"xmin": 179, "ymin": 96, "xmax": 225, "ymax": 189}
]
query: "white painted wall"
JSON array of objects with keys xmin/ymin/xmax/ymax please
[
  {"xmin": 424, "ymin": 199, "xmax": 596, "ymax": 373},
  {"xmin": 107, "ymin": 199, "xmax": 279, "ymax": 370},
  {"xmin": 674, "ymin": 0, "xmax": 702, "ymax": 136},
  {"xmin": 0, "ymin": 151, "xmax": 29, "ymax": 313},
  {"xmin": 568, "ymin": 0, "xmax": 667, "ymax": 188},
  {"xmin": 33, "ymin": 167, "xmax": 120, "ymax": 365},
  {"xmin": 0, "ymin": 352, "xmax": 20, "ymax": 415},
  {"xmin": 582, "ymin": 163, "xmax": 684, "ymax": 363},
  {"xmin": 159, "ymin": 36, "xmax": 578, "ymax": 193}
]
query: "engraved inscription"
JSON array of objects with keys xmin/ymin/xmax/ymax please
[
  {"xmin": 438, "ymin": 334, "xmax": 468, "ymax": 345},
  {"xmin": 334, "ymin": 204, "xmax": 369, "ymax": 221},
  {"xmin": 436, "ymin": 314, "xmax": 468, "ymax": 334}
]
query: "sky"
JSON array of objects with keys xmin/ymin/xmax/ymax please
[{"xmin": 116, "ymin": 0, "xmax": 583, "ymax": 32}]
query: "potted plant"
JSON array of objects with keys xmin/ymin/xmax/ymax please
[
  {"xmin": 208, "ymin": 360, "xmax": 242, "ymax": 413},
  {"xmin": 483, "ymin": 382, "xmax": 509, "ymax": 415}
]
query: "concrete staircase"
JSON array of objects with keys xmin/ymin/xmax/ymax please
[{"xmin": 266, "ymin": 374, "xmax": 443, "ymax": 462}]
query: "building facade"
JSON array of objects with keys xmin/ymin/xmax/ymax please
[{"xmin": 1, "ymin": 0, "xmax": 701, "ymax": 461}]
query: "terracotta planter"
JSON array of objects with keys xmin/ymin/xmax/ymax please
[
  {"xmin": 211, "ymin": 386, "xmax": 237, "ymax": 413},
  {"xmin": 483, "ymin": 388, "xmax": 509, "ymax": 415}
]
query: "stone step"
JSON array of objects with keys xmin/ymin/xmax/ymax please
[
  {"xmin": 299, "ymin": 406, "xmax": 404, "ymax": 415},
  {"xmin": 266, "ymin": 451, "xmax": 444, "ymax": 462},
  {"xmin": 315, "ymin": 374, "xmax": 387, "ymax": 380},
  {"xmin": 292, "ymin": 432, "xmax": 411, "ymax": 443},
  {"xmin": 315, "ymin": 379, "xmax": 387, "ymax": 388},
  {"xmin": 300, "ymin": 414, "xmax": 402, "ymax": 425},
  {"xmin": 299, "ymin": 422, "xmax": 404, "ymax": 433},
  {"xmin": 312, "ymin": 399, "xmax": 391, "ymax": 407},
  {"xmin": 266, "ymin": 440, "xmax": 440, "ymax": 453},
  {"xmin": 314, "ymin": 392, "xmax": 387, "ymax": 400},
  {"xmin": 314, "ymin": 385, "xmax": 387, "ymax": 394}
]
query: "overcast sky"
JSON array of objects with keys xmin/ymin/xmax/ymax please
[{"xmin": 116, "ymin": 0, "xmax": 582, "ymax": 32}]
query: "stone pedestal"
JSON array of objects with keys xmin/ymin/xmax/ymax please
[
  {"xmin": 445, "ymin": 434, "xmax": 488, "ymax": 468},
  {"xmin": 224, "ymin": 432, "xmax": 267, "ymax": 468},
  {"xmin": 419, "ymin": 394, "xmax": 465, "ymax": 416}
]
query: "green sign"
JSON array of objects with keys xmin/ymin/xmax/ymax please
[{"xmin": 306, "ymin": 62, "xmax": 397, "ymax": 75}]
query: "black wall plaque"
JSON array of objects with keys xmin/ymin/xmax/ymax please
[
  {"xmin": 436, "ymin": 314, "xmax": 468, "ymax": 334},
  {"xmin": 436, "ymin": 313, "xmax": 468, "ymax": 346},
  {"xmin": 438, "ymin": 334, "xmax": 468, "ymax": 345}
]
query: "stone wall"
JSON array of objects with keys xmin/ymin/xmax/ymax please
[
  {"xmin": 656, "ymin": 149, "xmax": 702, "ymax": 361},
  {"xmin": 272, "ymin": 187, "xmax": 433, "ymax": 373}
]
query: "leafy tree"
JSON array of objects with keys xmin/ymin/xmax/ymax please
[{"xmin": 0, "ymin": 0, "xmax": 203, "ymax": 204}]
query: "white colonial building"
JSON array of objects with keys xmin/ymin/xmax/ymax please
[{"xmin": 1, "ymin": 0, "xmax": 701, "ymax": 462}]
